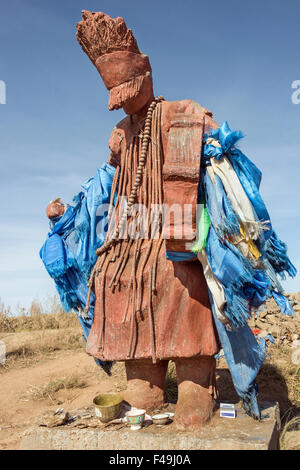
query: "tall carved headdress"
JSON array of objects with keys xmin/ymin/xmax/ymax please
[{"xmin": 76, "ymin": 11, "xmax": 152, "ymax": 110}]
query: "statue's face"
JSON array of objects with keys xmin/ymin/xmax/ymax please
[{"xmin": 122, "ymin": 75, "xmax": 154, "ymax": 115}]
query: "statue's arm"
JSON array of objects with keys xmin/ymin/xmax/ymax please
[
  {"xmin": 161, "ymin": 100, "xmax": 219, "ymax": 258},
  {"xmin": 107, "ymin": 126, "xmax": 123, "ymax": 168},
  {"xmin": 162, "ymin": 100, "xmax": 210, "ymax": 255}
]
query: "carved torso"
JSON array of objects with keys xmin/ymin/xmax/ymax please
[{"xmin": 86, "ymin": 100, "xmax": 220, "ymax": 362}]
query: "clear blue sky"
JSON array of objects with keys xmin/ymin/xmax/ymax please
[{"xmin": 1, "ymin": 0, "xmax": 299, "ymax": 312}]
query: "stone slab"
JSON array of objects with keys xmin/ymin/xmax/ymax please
[{"xmin": 20, "ymin": 401, "xmax": 280, "ymax": 450}]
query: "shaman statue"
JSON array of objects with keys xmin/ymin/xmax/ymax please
[
  {"xmin": 75, "ymin": 10, "xmax": 220, "ymax": 429},
  {"xmin": 41, "ymin": 10, "xmax": 296, "ymax": 429}
]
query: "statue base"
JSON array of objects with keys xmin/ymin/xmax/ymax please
[{"xmin": 20, "ymin": 401, "xmax": 280, "ymax": 450}]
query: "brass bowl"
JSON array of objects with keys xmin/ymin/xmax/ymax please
[{"xmin": 93, "ymin": 393, "xmax": 123, "ymax": 423}]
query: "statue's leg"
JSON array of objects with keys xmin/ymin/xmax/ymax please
[
  {"xmin": 173, "ymin": 356, "xmax": 217, "ymax": 429},
  {"xmin": 122, "ymin": 359, "xmax": 168, "ymax": 412}
]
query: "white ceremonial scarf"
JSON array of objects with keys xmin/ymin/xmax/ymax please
[
  {"xmin": 209, "ymin": 156, "xmax": 265, "ymax": 240},
  {"xmin": 197, "ymin": 250, "xmax": 228, "ymax": 324}
]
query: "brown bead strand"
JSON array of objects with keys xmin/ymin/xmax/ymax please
[
  {"xmin": 127, "ymin": 238, "xmax": 142, "ymax": 358},
  {"xmin": 95, "ymin": 96, "xmax": 164, "ymax": 258},
  {"xmin": 85, "ymin": 97, "xmax": 164, "ymax": 313}
]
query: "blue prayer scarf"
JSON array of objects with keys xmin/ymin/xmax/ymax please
[
  {"xmin": 40, "ymin": 163, "xmax": 116, "ymax": 373},
  {"xmin": 202, "ymin": 122, "xmax": 296, "ymax": 322},
  {"xmin": 201, "ymin": 122, "xmax": 296, "ymax": 418},
  {"xmin": 168, "ymin": 121, "xmax": 297, "ymax": 418}
]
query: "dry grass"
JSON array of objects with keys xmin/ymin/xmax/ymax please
[
  {"xmin": 0, "ymin": 312, "xmax": 78, "ymax": 334},
  {"xmin": 264, "ymin": 347, "xmax": 300, "ymax": 412},
  {"xmin": 280, "ymin": 409, "xmax": 300, "ymax": 449},
  {"xmin": 0, "ymin": 296, "xmax": 78, "ymax": 334},
  {"xmin": 0, "ymin": 296, "xmax": 82, "ymax": 369},
  {"xmin": 0, "ymin": 328, "xmax": 83, "ymax": 371},
  {"xmin": 25, "ymin": 374, "xmax": 87, "ymax": 402},
  {"xmin": 165, "ymin": 361, "xmax": 178, "ymax": 403}
]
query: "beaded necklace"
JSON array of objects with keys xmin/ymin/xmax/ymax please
[{"xmin": 86, "ymin": 96, "xmax": 165, "ymax": 361}]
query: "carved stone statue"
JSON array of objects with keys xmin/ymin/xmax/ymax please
[
  {"xmin": 42, "ymin": 9, "xmax": 298, "ymax": 429},
  {"xmin": 75, "ymin": 10, "xmax": 222, "ymax": 429}
]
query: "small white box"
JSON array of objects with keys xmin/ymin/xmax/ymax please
[
  {"xmin": 220, "ymin": 403, "xmax": 236, "ymax": 418},
  {"xmin": 220, "ymin": 403, "xmax": 235, "ymax": 409},
  {"xmin": 220, "ymin": 409, "xmax": 236, "ymax": 418}
]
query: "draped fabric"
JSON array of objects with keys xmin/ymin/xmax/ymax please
[
  {"xmin": 195, "ymin": 121, "xmax": 297, "ymax": 418},
  {"xmin": 197, "ymin": 250, "xmax": 227, "ymax": 323},
  {"xmin": 208, "ymin": 290, "xmax": 265, "ymax": 420},
  {"xmin": 74, "ymin": 164, "xmax": 118, "ymax": 280},
  {"xmin": 198, "ymin": 122, "xmax": 296, "ymax": 324},
  {"xmin": 40, "ymin": 163, "xmax": 116, "ymax": 372}
]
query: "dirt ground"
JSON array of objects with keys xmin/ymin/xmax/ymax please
[
  {"xmin": 0, "ymin": 345, "xmax": 127, "ymax": 450},
  {"xmin": 0, "ymin": 325, "xmax": 299, "ymax": 450}
]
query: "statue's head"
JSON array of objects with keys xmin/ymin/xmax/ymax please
[
  {"xmin": 46, "ymin": 198, "xmax": 66, "ymax": 220},
  {"xmin": 76, "ymin": 11, "xmax": 153, "ymax": 114}
]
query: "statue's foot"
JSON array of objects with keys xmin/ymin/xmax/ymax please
[
  {"xmin": 122, "ymin": 359, "xmax": 168, "ymax": 412},
  {"xmin": 173, "ymin": 356, "xmax": 217, "ymax": 430}
]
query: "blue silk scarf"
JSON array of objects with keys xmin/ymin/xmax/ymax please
[
  {"xmin": 40, "ymin": 163, "xmax": 116, "ymax": 372},
  {"xmin": 201, "ymin": 122, "xmax": 296, "ymax": 418}
]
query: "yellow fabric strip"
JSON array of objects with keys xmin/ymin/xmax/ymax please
[{"xmin": 239, "ymin": 223, "xmax": 261, "ymax": 259}]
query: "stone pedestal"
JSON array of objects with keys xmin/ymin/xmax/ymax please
[{"xmin": 20, "ymin": 401, "xmax": 280, "ymax": 451}]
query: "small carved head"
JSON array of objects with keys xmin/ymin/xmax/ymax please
[
  {"xmin": 46, "ymin": 198, "xmax": 66, "ymax": 219},
  {"xmin": 76, "ymin": 11, "xmax": 153, "ymax": 114}
]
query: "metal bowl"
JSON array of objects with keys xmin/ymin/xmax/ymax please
[{"xmin": 93, "ymin": 393, "xmax": 123, "ymax": 423}]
